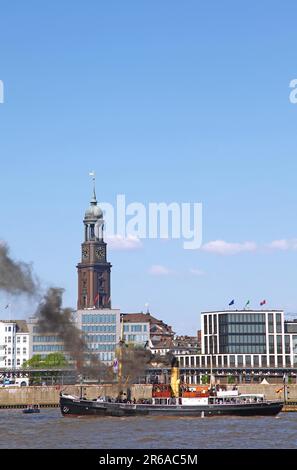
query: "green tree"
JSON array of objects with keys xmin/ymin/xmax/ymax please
[
  {"xmin": 44, "ymin": 353, "xmax": 68, "ymax": 368},
  {"xmin": 23, "ymin": 354, "xmax": 44, "ymax": 369},
  {"xmin": 23, "ymin": 353, "xmax": 68, "ymax": 369}
]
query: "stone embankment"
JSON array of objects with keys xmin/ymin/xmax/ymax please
[{"xmin": 0, "ymin": 384, "xmax": 153, "ymax": 408}]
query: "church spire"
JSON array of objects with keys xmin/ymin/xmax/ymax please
[{"xmin": 77, "ymin": 174, "xmax": 112, "ymax": 310}]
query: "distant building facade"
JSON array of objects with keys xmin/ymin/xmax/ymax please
[
  {"xmin": 76, "ymin": 308, "xmax": 121, "ymax": 364},
  {"xmin": 27, "ymin": 317, "xmax": 65, "ymax": 360},
  {"xmin": 172, "ymin": 310, "xmax": 297, "ymax": 384},
  {"xmin": 201, "ymin": 309, "xmax": 296, "ymax": 369},
  {"xmin": 122, "ymin": 313, "xmax": 150, "ymax": 347},
  {"xmin": 122, "ymin": 312, "xmax": 174, "ymax": 354},
  {"xmin": 0, "ymin": 320, "xmax": 29, "ymax": 368}
]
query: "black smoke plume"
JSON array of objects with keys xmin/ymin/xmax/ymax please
[
  {"xmin": 0, "ymin": 242, "xmax": 38, "ymax": 295},
  {"xmin": 36, "ymin": 287, "xmax": 113, "ymax": 380}
]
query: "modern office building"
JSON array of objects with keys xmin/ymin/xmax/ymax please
[
  {"xmin": 27, "ymin": 316, "xmax": 66, "ymax": 360},
  {"xmin": 201, "ymin": 309, "xmax": 296, "ymax": 369},
  {"xmin": 0, "ymin": 320, "xmax": 29, "ymax": 368},
  {"xmin": 76, "ymin": 308, "xmax": 121, "ymax": 364},
  {"xmin": 173, "ymin": 309, "xmax": 297, "ymax": 384}
]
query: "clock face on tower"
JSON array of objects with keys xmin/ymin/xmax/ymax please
[
  {"xmin": 82, "ymin": 247, "xmax": 89, "ymax": 260},
  {"xmin": 95, "ymin": 246, "xmax": 105, "ymax": 260}
]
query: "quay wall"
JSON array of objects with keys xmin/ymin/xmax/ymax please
[
  {"xmin": 0, "ymin": 384, "xmax": 153, "ymax": 407},
  {"xmin": 0, "ymin": 384, "xmax": 296, "ymax": 407}
]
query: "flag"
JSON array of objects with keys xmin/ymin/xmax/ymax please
[
  {"xmin": 89, "ymin": 171, "xmax": 95, "ymax": 177},
  {"xmin": 94, "ymin": 293, "xmax": 99, "ymax": 306},
  {"xmin": 229, "ymin": 300, "xmax": 235, "ymax": 306},
  {"xmin": 113, "ymin": 358, "xmax": 119, "ymax": 374},
  {"xmin": 4, "ymin": 304, "xmax": 9, "ymax": 309},
  {"xmin": 244, "ymin": 300, "xmax": 250, "ymax": 309},
  {"xmin": 260, "ymin": 300, "xmax": 267, "ymax": 306}
]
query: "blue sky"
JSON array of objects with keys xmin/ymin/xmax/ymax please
[{"xmin": 1, "ymin": 1, "xmax": 297, "ymax": 334}]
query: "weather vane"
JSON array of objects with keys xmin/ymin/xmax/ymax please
[{"xmin": 89, "ymin": 171, "xmax": 96, "ymax": 200}]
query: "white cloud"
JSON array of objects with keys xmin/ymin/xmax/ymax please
[
  {"xmin": 268, "ymin": 239, "xmax": 297, "ymax": 251},
  {"xmin": 106, "ymin": 235, "xmax": 143, "ymax": 251},
  {"xmin": 189, "ymin": 268, "xmax": 205, "ymax": 276},
  {"xmin": 149, "ymin": 265, "xmax": 173, "ymax": 276},
  {"xmin": 201, "ymin": 240, "xmax": 257, "ymax": 255}
]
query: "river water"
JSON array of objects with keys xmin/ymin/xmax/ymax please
[{"xmin": 0, "ymin": 409, "xmax": 296, "ymax": 449}]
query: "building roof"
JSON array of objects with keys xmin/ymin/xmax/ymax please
[
  {"xmin": 0, "ymin": 320, "xmax": 28, "ymax": 333},
  {"xmin": 122, "ymin": 313, "xmax": 151, "ymax": 324},
  {"xmin": 151, "ymin": 338, "xmax": 174, "ymax": 350},
  {"xmin": 122, "ymin": 312, "xmax": 173, "ymax": 331},
  {"xmin": 201, "ymin": 309, "xmax": 283, "ymax": 314}
]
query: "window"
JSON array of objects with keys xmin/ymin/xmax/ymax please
[
  {"xmin": 204, "ymin": 316, "xmax": 208, "ymax": 335},
  {"xmin": 17, "ymin": 359, "xmax": 20, "ymax": 366},
  {"xmin": 23, "ymin": 348, "xmax": 27, "ymax": 354},
  {"xmin": 23, "ymin": 337, "xmax": 27, "ymax": 343},
  {"xmin": 285, "ymin": 335, "xmax": 290, "ymax": 354},
  {"xmin": 276, "ymin": 314, "xmax": 282, "ymax": 333},
  {"xmin": 209, "ymin": 316, "xmax": 213, "ymax": 334},
  {"xmin": 277, "ymin": 336, "xmax": 282, "ymax": 354},
  {"xmin": 254, "ymin": 356, "xmax": 259, "ymax": 367},
  {"xmin": 214, "ymin": 315, "xmax": 217, "ymax": 334},
  {"xmin": 269, "ymin": 336, "xmax": 274, "ymax": 354},
  {"xmin": 285, "ymin": 356, "xmax": 291, "ymax": 367},
  {"xmin": 268, "ymin": 314, "xmax": 274, "ymax": 333},
  {"xmin": 245, "ymin": 355, "xmax": 251, "ymax": 367},
  {"xmin": 7, "ymin": 337, "xmax": 11, "ymax": 343},
  {"xmin": 277, "ymin": 356, "xmax": 283, "ymax": 367},
  {"xmin": 17, "ymin": 348, "xmax": 20, "ymax": 355},
  {"xmin": 237, "ymin": 355, "xmax": 243, "ymax": 367},
  {"xmin": 17, "ymin": 337, "xmax": 20, "ymax": 343}
]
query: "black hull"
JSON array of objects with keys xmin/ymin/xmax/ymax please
[{"xmin": 60, "ymin": 396, "xmax": 283, "ymax": 418}]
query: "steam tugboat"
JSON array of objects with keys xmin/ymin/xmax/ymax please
[{"xmin": 60, "ymin": 362, "xmax": 283, "ymax": 417}]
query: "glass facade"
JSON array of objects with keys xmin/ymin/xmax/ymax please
[
  {"xmin": 218, "ymin": 313, "xmax": 266, "ymax": 354},
  {"xmin": 276, "ymin": 314, "xmax": 282, "ymax": 333},
  {"xmin": 82, "ymin": 325, "xmax": 115, "ymax": 333},
  {"xmin": 82, "ymin": 314, "xmax": 116, "ymax": 324},
  {"xmin": 80, "ymin": 310, "xmax": 119, "ymax": 363},
  {"xmin": 33, "ymin": 344, "xmax": 64, "ymax": 352},
  {"xmin": 33, "ymin": 335, "xmax": 61, "ymax": 343},
  {"xmin": 268, "ymin": 314, "xmax": 274, "ymax": 333}
]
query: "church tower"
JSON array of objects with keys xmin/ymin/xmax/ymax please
[{"xmin": 77, "ymin": 175, "xmax": 112, "ymax": 310}]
